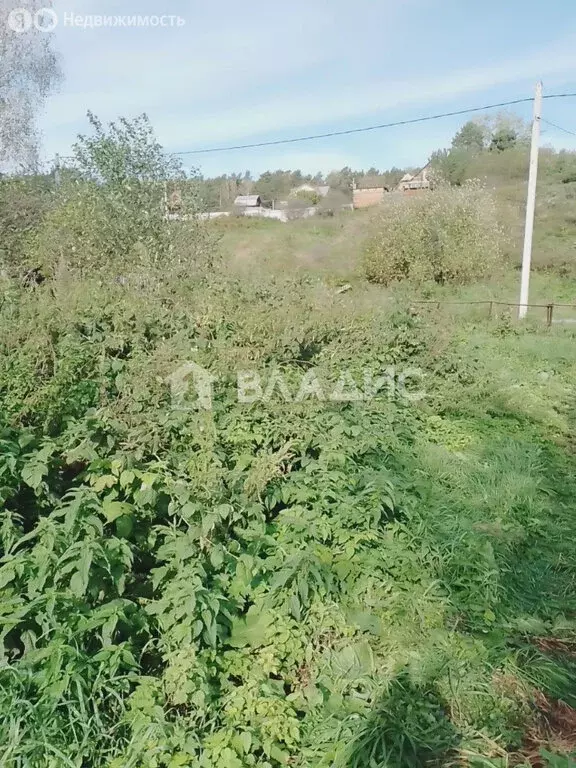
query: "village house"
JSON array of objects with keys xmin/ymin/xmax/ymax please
[
  {"xmin": 353, "ymin": 187, "xmax": 386, "ymax": 209},
  {"xmin": 397, "ymin": 166, "xmax": 431, "ymax": 193},
  {"xmin": 233, "ymin": 194, "xmax": 262, "ymax": 208},
  {"xmin": 290, "ymin": 184, "xmax": 331, "ymax": 198}
]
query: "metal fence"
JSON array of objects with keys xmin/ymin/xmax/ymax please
[{"xmin": 411, "ymin": 300, "xmax": 576, "ymax": 326}]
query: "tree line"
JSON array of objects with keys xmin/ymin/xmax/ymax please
[{"xmin": 193, "ymin": 167, "xmax": 408, "ymax": 211}]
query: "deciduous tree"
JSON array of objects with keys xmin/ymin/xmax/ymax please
[
  {"xmin": 451, "ymin": 121, "xmax": 486, "ymax": 153},
  {"xmin": 0, "ymin": 2, "xmax": 62, "ymax": 170}
]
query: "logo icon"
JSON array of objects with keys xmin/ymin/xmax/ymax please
[
  {"xmin": 34, "ymin": 7, "xmax": 57, "ymax": 31},
  {"xmin": 166, "ymin": 362, "xmax": 217, "ymax": 411},
  {"xmin": 6, "ymin": 7, "xmax": 58, "ymax": 33},
  {"xmin": 7, "ymin": 8, "xmax": 32, "ymax": 32}
]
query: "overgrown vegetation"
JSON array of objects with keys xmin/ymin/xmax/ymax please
[
  {"xmin": 362, "ymin": 182, "xmax": 504, "ymax": 286},
  {"xmin": 1, "ymin": 114, "xmax": 214, "ymax": 280},
  {"xmin": 1, "ymin": 113, "xmax": 576, "ymax": 768}
]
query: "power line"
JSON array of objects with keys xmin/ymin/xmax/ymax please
[
  {"xmin": 543, "ymin": 92, "xmax": 576, "ymax": 99},
  {"xmin": 173, "ymin": 92, "xmax": 576, "ymax": 155},
  {"xmin": 542, "ymin": 118, "xmax": 576, "ymax": 137},
  {"xmin": 43, "ymin": 91, "xmax": 576, "ymax": 165},
  {"xmin": 174, "ymin": 98, "xmax": 533, "ymax": 155}
]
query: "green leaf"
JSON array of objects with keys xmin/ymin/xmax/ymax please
[
  {"xmin": 228, "ymin": 607, "xmax": 274, "ymax": 649},
  {"xmin": 70, "ymin": 571, "xmax": 86, "ymax": 597},
  {"xmin": 70, "ymin": 543, "xmax": 93, "ymax": 597},
  {"xmin": 193, "ymin": 619, "xmax": 204, "ymax": 639},
  {"xmin": 203, "ymin": 616, "xmax": 218, "ymax": 648},
  {"xmin": 101, "ymin": 615, "xmax": 118, "ymax": 646},
  {"xmin": 303, "ymin": 684, "xmax": 323, "ymax": 706},
  {"xmin": 354, "ymin": 641, "xmax": 375, "ymax": 674},
  {"xmin": 201, "ymin": 512, "xmax": 218, "ymax": 537},
  {"xmin": 93, "ymin": 474, "xmax": 117, "ymax": 492},
  {"xmin": 18, "ymin": 432, "xmax": 35, "ymax": 449},
  {"xmin": 215, "ymin": 504, "xmax": 234, "ymax": 520},
  {"xmin": 269, "ymin": 746, "xmax": 290, "ymax": 765},
  {"xmin": 21, "ymin": 461, "xmax": 47, "ymax": 491},
  {"xmin": 539, "ymin": 750, "xmax": 576, "ymax": 768},
  {"xmin": 290, "ymin": 593, "xmax": 301, "ymax": 621},
  {"xmin": 102, "ymin": 500, "xmax": 133, "ymax": 524},
  {"xmin": 119, "ymin": 470, "xmax": 136, "ymax": 488},
  {"xmin": 0, "ymin": 565, "xmax": 16, "ymax": 590},
  {"xmin": 115, "ymin": 514, "xmax": 134, "ymax": 538},
  {"xmin": 210, "ymin": 546, "xmax": 224, "ymax": 569},
  {"xmin": 220, "ymin": 748, "xmax": 242, "ymax": 768},
  {"xmin": 346, "ymin": 609, "xmax": 382, "ymax": 635},
  {"xmin": 232, "ymin": 732, "xmax": 252, "ymax": 756},
  {"xmin": 140, "ymin": 472, "xmax": 158, "ymax": 488}
]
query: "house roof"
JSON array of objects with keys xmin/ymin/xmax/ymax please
[
  {"xmin": 234, "ymin": 194, "xmax": 261, "ymax": 207},
  {"xmin": 290, "ymin": 184, "xmax": 331, "ymax": 198},
  {"xmin": 397, "ymin": 164, "xmax": 432, "ymax": 190}
]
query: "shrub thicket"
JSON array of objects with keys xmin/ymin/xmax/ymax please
[
  {"xmin": 26, "ymin": 113, "xmax": 214, "ymax": 279},
  {"xmin": 362, "ymin": 183, "xmax": 504, "ymax": 286}
]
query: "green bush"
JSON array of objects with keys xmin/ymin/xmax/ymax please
[
  {"xmin": 293, "ymin": 189, "xmax": 320, "ymax": 206},
  {"xmin": 3, "ymin": 119, "xmax": 576, "ymax": 766},
  {"xmin": 362, "ymin": 183, "xmax": 504, "ymax": 285},
  {"xmin": 27, "ymin": 113, "xmax": 214, "ymax": 278}
]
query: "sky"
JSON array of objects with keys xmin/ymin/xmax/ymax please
[{"xmin": 36, "ymin": 0, "xmax": 576, "ymax": 177}]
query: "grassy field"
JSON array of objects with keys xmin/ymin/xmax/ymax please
[
  {"xmin": 2, "ymin": 165, "xmax": 576, "ymax": 767},
  {"xmin": 213, "ymin": 204, "xmax": 576, "ymax": 317}
]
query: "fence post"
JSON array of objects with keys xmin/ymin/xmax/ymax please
[
  {"xmin": 488, "ymin": 301, "xmax": 494, "ymax": 318},
  {"xmin": 547, "ymin": 303, "xmax": 554, "ymax": 327}
]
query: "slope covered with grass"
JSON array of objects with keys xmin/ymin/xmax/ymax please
[{"xmin": 1, "ymin": 268, "xmax": 576, "ymax": 767}]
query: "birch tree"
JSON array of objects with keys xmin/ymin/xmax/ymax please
[{"xmin": 0, "ymin": 1, "xmax": 61, "ymax": 170}]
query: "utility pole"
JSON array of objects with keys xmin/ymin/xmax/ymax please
[
  {"xmin": 54, "ymin": 153, "xmax": 61, "ymax": 187},
  {"xmin": 518, "ymin": 81, "xmax": 543, "ymax": 319}
]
